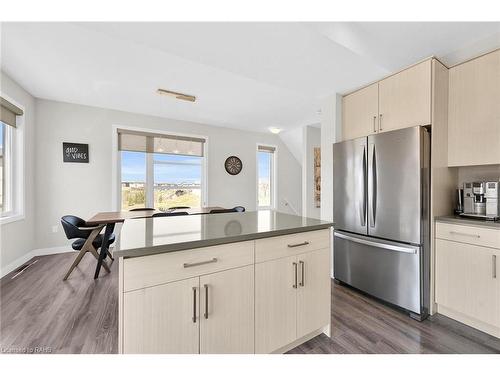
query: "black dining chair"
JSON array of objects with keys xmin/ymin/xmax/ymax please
[
  {"xmin": 209, "ymin": 206, "xmax": 245, "ymax": 214},
  {"xmin": 129, "ymin": 207, "xmax": 155, "ymax": 211},
  {"xmin": 168, "ymin": 206, "xmax": 191, "ymax": 210},
  {"xmin": 152, "ymin": 212, "xmax": 189, "ymax": 217},
  {"xmin": 61, "ymin": 215, "xmax": 115, "ymax": 280}
]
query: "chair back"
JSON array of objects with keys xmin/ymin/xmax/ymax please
[
  {"xmin": 129, "ymin": 207, "xmax": 155, "ymax": 211},
  {"xmin": 168, "ymin": 206, "xmax": 191, "ymax": 210},
  {"xmin": 152, "ymin": 212, "xmax": 189, "ymax": 217},
  {"xmin": 61, "ymin": 215, "xmax": 91, "ymax": 240}
]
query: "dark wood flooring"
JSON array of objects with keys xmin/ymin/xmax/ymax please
[{"xmin": 1, "ymin": 253, "xmax": 499, "ymax": 354}]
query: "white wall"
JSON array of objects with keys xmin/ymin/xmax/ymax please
[
  {"xmin": 34, "ymin": 99, "xmax": 302, "ymax": 249},
  {"xmin": 0, "ymin": 72, "xmax": 36, "ymax": 269},
  {"xmin": 320, "ymin": 94, "xmax": 342, "ymax": 222},
  {"xmin": 302, "ymin": 125, "xmax": 321, "ymax": 219}
]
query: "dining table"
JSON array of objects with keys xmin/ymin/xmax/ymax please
[{"xmin": 86, "ymin": 206, "xmax": 225, "ymax": 279}]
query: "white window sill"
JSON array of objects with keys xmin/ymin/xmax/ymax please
[{"xmin": 0, "ymin": 213, "xmax": 25, "ymax": 225}]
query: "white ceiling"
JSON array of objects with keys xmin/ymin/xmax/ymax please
[{"xmin": 1, "ymin": 22, "xmax": 500, "ymax": 133}]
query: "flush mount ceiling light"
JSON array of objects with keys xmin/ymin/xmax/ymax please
[
  {"xmin": 269, "ymin": 127, "xmax": 282, "ymax": 134},
  {"xmin": 157, "ymin": 88, "xmax": 196, "ymax": 102}
]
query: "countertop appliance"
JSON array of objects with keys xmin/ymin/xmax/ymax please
[
  {"xmin": 461, "ymin": 181, "xmax": 499, "ymax": 220},
  {"xmin": 333, "ymin": 126, "xmax": 430, "ymax": 321}
]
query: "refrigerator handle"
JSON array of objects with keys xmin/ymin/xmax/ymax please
[
  {"xmin": 360, "ymin": 144, "xmax": 367, "ymax": 227},
  {"xmin": 369, "ymin": 143, "xmax": 377, "ymax": 227}
]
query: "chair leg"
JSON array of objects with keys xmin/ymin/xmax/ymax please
[
  {"xmin": 89, "ymin": 246, "xmax": 111, "ymax": 273},
  {"xmin": 63, "ymin": 249, "xmax": 87, "ymax": 281},
  {"xmin": 107, "ymin": 249, "xmax": 114, "ymax": 261}
]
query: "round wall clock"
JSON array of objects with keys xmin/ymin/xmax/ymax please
[{"xmin": 224, "ymin": 156, "xmax": 243, "ymax": 175}]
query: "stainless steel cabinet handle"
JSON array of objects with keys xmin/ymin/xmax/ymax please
[
  {"xmin": 299, "ymin": 260, "xmax": 305, "ymax": 287},
  {"xmin": 449, "ymin": 231, "xmax": 480, "ymax": 238},
  {"xmin": 293, "ymin": 262, "xmax": 298, "ymax": 288},
  {"xmin": 493, "ymin": 255, "xmax": 497, "ymax": 279},
  {"xmin": 192, "ymin": 287, "xmax": 197, "ymax": 323},
  {"xmin": 204, "ymin": 284, "xmax": 209, "ymax": 319},
  {"xmin": 379, "ymin": 113, "xmax": 383, "ymax": 131},
  {"xmin": 373, "ymin": 116, "xmax": 377, "ymax": 133},
  {"xmin": 288, "ymin": 241, "xmax": 310, "ymax": 248},
  {"xmin": 183, "ymin": 258, "xmax": 218, "ymax": 268}
]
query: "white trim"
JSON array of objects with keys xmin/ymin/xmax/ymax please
[
  {"xmin": 0, "ymin": 246, "xmax": 73, "ymax": 279},
  {"xmin": 111, "ymin": 124, "xmax": 209, "ymax": 211},
  {"xmin": 0, "ymin": 92, "xmax": 25, "ymax": 222},
  {"xmin": 256, "ymin": 142, "xmax": 278, "ymax": 210}
]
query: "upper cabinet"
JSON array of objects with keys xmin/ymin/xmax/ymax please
[
  {"xmin": 342, "ymin": 83, "xmax": 378, "ymax": 140},
  {"xmin": 341, "ymin": 60, "xmax": 432, "ymax": 141},
  {"xmin": 378, "ymin": 59, "xmax": 432, "ymax": 133},
  {"xmin": 448, "ymin": 49, "xmax": 500, "ymax": 167}
]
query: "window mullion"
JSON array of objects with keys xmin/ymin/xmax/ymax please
[{"xmin": 146, "ymin": 153, "xmax": 154, "ymax": 208}]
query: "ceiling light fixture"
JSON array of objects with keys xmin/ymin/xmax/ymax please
[
  {"xmin": 157, "ymin": 88, "xmax": 196, "ymax": 102},
  {"xmin": 269, "ymin": 127, "xmax": 282, "ymax": 134}
]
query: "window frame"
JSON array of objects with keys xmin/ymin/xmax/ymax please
[
  {"xmin": 0, "ymin": 93, "xmax": 25, "ymax": 224},
  {"xmin": 112, "ymin": 125, "xmax": 208, "ymax": 211},
  {"xmin": 256, "ymin": 143, "xmax": 277, "ymax": 210}
]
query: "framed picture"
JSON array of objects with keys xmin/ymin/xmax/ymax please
[
  {"xmin": 63, "ymin": 142, "xmax": 89, "ymax": 163},
  {"xmin": 314, "ymin": 147, "xmax": 321, "ymax": 208}
]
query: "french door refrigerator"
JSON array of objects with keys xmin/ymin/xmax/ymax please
[{"xmin": 333, "ymin": 126, "xmax": 430, "ymax": 320}]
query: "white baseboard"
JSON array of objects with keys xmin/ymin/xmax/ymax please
[{"xmin": 1, "ymin": 245, "xmax": 73, "ymax": 278}]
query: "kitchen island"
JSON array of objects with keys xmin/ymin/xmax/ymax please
[{"xmin": 115, "ymin": 210, "xmax": 333, "ymax": 354}]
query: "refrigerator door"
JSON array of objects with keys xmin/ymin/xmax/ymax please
[
  {"xmin": 367, "ymin": 126, "xmax": 428, "ymax": 245},
  {"xmin": 333, "ymin": 137, "xmax": 368, "ymax": 235},
  {"xmin": 334, "ymin": 230, "xmax": 421, "ymax": 314}
]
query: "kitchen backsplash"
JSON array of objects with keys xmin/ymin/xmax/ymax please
[{"xmin": 457, "ymin": 164, "xmax": 500, "ymax": 187}]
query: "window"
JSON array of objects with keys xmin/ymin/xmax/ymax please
[
  {"xmin": 0, "ymin": 96, "xmax": 23, "ymax": 219},
  {"xmin": 119, "ymin": 129, "xmax": 205, "ymax": 211},
  {"xmin": 257, "ymin": 145, "xmax": 276, "ymax": 209}
]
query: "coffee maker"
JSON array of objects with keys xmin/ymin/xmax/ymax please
[{"xmin": 461, "ymin": 181, "xmax": 499, "ymax": 220}]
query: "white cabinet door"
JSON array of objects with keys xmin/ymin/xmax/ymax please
[
  {"xmin": 342, "ymin": 83, "xmax": 379, "ymax": 141},
  {"xmin": 448, "ymin": 49, "xmax": 500, "ymax": 166},
  {"xmin": 123, "ymin": 277, "xmax": 200, "ymax": 354},
  {"xmin": 467, "ymin": 246, "xmax": 500, "ymax": 327},
  {"xmin": 200, "ymin": 265, "xmax": 255, "ymax": 354},
  {"xmin": 296, "ymin": 248, "xmax": 331, "ymax": 338},
  {"xmin": 436, "ymin": 239, "xmax": 500, "ymax": 327},
  {"xmin": 255, "ymin": 255, "xmax": 297, "ymax": 353},
  {"xmin": 378, "ymin": 59, "xmax": 432, "ymax": 132}
]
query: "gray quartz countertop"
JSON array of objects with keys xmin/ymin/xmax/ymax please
[
  {"xmin": 435, "ymin": 216, "xmax": 500, "ymax": 230},
  {"xmin": 115, "ymin": 210, "xmax": 333, "ymax": 258}
]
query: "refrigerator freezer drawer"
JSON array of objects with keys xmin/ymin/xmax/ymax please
[{"xmin": 334, "ymin": 231, "xmax": 421, "ymax": 314}]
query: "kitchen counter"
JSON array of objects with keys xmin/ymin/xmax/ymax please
[
  {"xmin": 115, "ymin": 210, "xmax": 333, "ymax": 258},
  {"xmin": 435, "ymin": 215, "xmax": 500, "ymax": 230}
]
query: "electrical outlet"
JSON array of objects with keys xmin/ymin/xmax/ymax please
[{"xmin": 52, "ymin": 225, "xmax": 58, "ymax": 233}]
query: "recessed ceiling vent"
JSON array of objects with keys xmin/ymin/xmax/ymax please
[{"xmin": 157, "ymin": 88, "xmax": 196, "ymax": 102}]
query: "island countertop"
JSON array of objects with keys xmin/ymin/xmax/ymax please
[{"xmin": 114, "ymin": 210, "xmax": 333, "ymax": 258}]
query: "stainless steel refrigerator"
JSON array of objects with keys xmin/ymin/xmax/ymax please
[{"xmin": 333, "ymin": 126, "xmax": 430, "ymax": 320}]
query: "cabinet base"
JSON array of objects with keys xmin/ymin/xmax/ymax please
[
  {"xmin": 271, "ymin": 325, "xmax": 330, "ymax": 354},
  {"xmin": 437, "ymin": 304, "xmax": 500, "ymax": 339}
]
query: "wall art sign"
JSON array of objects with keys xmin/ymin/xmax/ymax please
[{"xmin": 63, "ymin": 142, "xmax": 89, "ymax": 163}]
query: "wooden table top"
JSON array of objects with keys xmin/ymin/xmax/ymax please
[{"xmin": 87, "ymin": 207, "xmax": 225, "ymax": 225}]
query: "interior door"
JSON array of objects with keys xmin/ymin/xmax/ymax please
[
  {"xmin": 333, "ymin": 136, "xmax": 368, "ymax": 235},
  {"xmin": 200, "ymin": 265, "xmax": 255, "ymax": 354},
  {"xmin": 368, "ymin": 126, "xmax": 426, "ymax": 244},
  {"xmin": 296, "ymin": 248, "xmax": 331, "ymax": 338},
  {"xmin": 123, "ymin": 277, "xmax": 200, "ymax": 354},
  {"xmin": 255, "ymin": 255, "xmax": 297, "ymax": 353}
]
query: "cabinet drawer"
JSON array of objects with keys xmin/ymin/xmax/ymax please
[
  {"xmin": 123, "ymin": 241, "xmax": 254, "ymax": 291},
  {"xmin": 255, "ymin": 229, "xmax": 330, "ymax": 263},
  {"xmin": 436, "ymin": 222, "xmax": 500, "ymax": 249}
]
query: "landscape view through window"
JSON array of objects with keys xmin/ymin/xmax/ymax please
[{"xmin": 121, "ymin": 151, "xmax": 202, "ymax": 211}]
